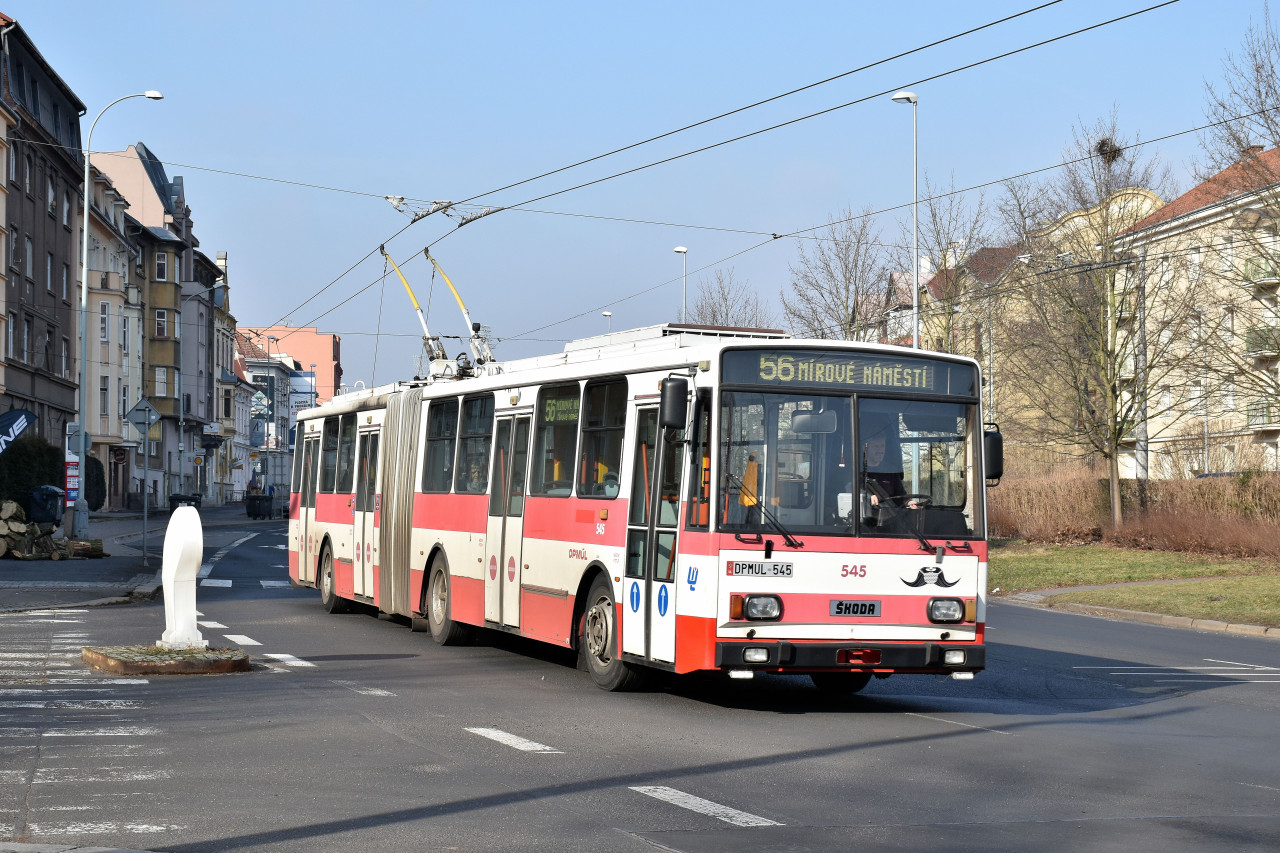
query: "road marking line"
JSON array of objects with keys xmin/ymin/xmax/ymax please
[
  {"xmin": 200, "ymin": 532, "xmax": 261, "ymax": 578},
  {"xmin": 465, "ymin": 727, "xmax": 563, "ymax": 753},
  {"xmin": 0, "ymin": 726, "xmax": 162, "ymax": 737},
  {"xmin": 629, "ymin": 785, "xmax": 781, "ymax": 826},
  {"xmin": 1205, "ymin": 658, "xmax": 1276, "ymax": 670},
  {"xmin": 906, "ymin": 712, "xmax": 1013, "ymax": 735},
  {"xmin": 264, "ymin": 653, "xmax": 315, "ymax": 667},
  {"xmin": 43, "ymin": 678, "xmax": 149, "ymax": 685},
  {"xmin": 28, "ymin": 821, "xmax": 184, "ymax": 834},
  {"xmin": 332, "ymin": 680, "xmax": 395, "ymax": 696},
  {"xmin": 200, "ymin": 579, "xmax": 232, "ymax": 587},
  {"xmin": 197, "ymin": 621, "xmax": 227, "ymax": 629},
  {"xmin": 34, "ymin": 767, "xmax": 172, "ymax": 783},
  {"xmin": 20, "ymin": 610, "xmax": 89, "ymax": 615},
  {"xmin": 0, "ymin": 700, "xmax": 141, "ymax": 709},
  {"xmin": 223, "ymin": 635, "xmax": 260, "ymax": 646},
  {"xmin": 260, "ymin": 580, "xmax": 292, "ymax": 588}
]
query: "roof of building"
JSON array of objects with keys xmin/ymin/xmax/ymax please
[
  {"xmin": 919, "ymin": 246, "xmax": 1020, "ymax": 299},
  {"xmin": 1129, "ymin": 147, "xmax": 1280, "ymax": 233},
  {"xmin": 236, "ymin": 335, "xmax": 269, "ymax": 360},
  {"xmin": 0, "ymin": 14, "xmax": 87, "ymax": 113},
  {"xmin": 133, "ymin": 142, "xmax": 180, "ymax": 217}
]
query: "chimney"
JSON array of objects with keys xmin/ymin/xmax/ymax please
[{"xmin": 1242, "ymin": 144, "xmax": 1265, "ymax": 160}]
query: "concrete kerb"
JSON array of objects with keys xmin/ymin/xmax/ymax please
[{"xmin": 999, "ymin": 591, "xmax": 1280, "ymax": 640}]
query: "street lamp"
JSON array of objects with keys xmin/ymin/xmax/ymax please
[
  {"xmin": 891, "ymin": 90, "xmax": 918, "ymax": 349},
  {"xmin": 73, "ymin": 90, "xmax": 163, "ymax": 537},
  {"xmin": 673, "ymin": 246, "xmax": 688, "ymax": 323},
  {"xmin": 177, "ymin": 282, "xmax": 227, "ymax": 499},
  {"xmin": 602, "ymin": 311, "xmax": 612, "ymax": 332},
  {"xmin": 310, "ymin": 362, "xmax": 318, "ymax": 407}
]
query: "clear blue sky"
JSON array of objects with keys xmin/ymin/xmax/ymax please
[{"xmin": 8, "ymin": 0, "xmax": 1268, "ymax": 386}]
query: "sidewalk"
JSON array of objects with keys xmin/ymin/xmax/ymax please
[{"xmin": 0, "ymin": 502, "xmax": 283, "ymax": 613}]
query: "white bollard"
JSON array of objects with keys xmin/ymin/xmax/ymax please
[{"xmin": 159, "ymin": 505, "xmax": 207, "ymax": 650}]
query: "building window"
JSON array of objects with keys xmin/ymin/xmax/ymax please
[
  {"xmin": 4, "ymin": 312, "xmax": 11, "ymax": 358},
  {"xmin": 22, "ymin": 317, "xmax": 30, "ymax": 363},
  {"xmin": 155, "ymin": 309, "xmax": 168, "ymax": 338},
  {"xmin": 155, "ymin": 251, "xmax": 167, "ymax": 281},
  {"xmin": 223, "ymin": 389, "xmax": 232, "ymax": 419},
  {"xmin": 1189, "ymin": 246, "xmax": 1202, "ymax": 281},
  {"xmin": 24, "ymin": 237, "xmax": 32, "ymax": 278},
  {"xmin": 46, "ymin": 253, "xmax": 53, "ymax": 292},
  {"xmin": 62, "ymin": 264, "xmax": 68, "ymax": 300},
  {"xmin": 1221, "ymin": 234, "xmax": 1234, "ymax": 273},
  {"xmin": 122, "ymin": 383, "xmax": 129, "ymax": 420},
  {"xmin": 61, "ymin": 338, "xmax": 68, "ymax": 377},
  {"xmin": 4, "ymin": 144, "xmax": 11, "ymax": 183},
  {"xmin": 43, "ymin": 325, "xmax": 52, "ymax": 371},
  {"xmin": 62, "ymin": 190, "xmax": 70, "ymax": 227},
  {"xmin": 23, "ymin": 157, "xmax": 30, "ymax": 195},
  {"xmin": 156, "ymin": 367, "xmax": 168, "ymax": 397},
  {"xmin": 46, "ymin": 175, "xmax": 55, "ymax": 216},
  {"xmin": 122, "ymin": 315, "xmax": 130, "ymax": 354},
  {"xmin": 100, "ymin": 377, "xmax": 109, "ymax": 419},
  {"xmin": 99, "ymin": 302, "xmax": 110, "ymax": 341}
]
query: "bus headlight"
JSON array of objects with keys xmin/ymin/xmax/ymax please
[
  {"xmin": 928, "ymin": 598, "xmax": 964, "ymax": 623},
  {"xmin": 744, "ymin": 595, "xmax": 782, "ymax": 621}
]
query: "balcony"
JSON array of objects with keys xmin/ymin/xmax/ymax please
[
  {"xmin": 1118, "ymin": 356, "xmax": 1136, "ymax": 381},
  {"xmin": 1244, "ymin": 256, "xmax": 1280, "ymax": 291},
  {"xmin": 1247, "ymin": 401, "xmax": 1280, "ymax": 431},
  {"xmin": 1245, "ymin": 325, "xmax": 1280, "ymax": 358}
]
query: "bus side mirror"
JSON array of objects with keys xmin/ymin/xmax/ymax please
[
  {"xmin": 984, "ymin": 428, "xmax": 1004, "ymax": 484},
  {"xmin": 659, "ymin": 378, "xmax": 689, "ymax": 429}
]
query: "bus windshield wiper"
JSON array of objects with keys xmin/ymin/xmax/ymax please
[{"xmin": 725, "ymin": 472, "xmax": 804, "ymax": 549}]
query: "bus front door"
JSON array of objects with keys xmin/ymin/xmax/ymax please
[
  {"xmin": 622, "ymin": 407, "xmax": 684, "ymax": 664},
  {"xmin": 353, "ymin": 429, "xmax": 380, "ymax": 599},
  {"xmin": 484, "ymin": 415, "xmax": 530, "ymax": 628},
  {"xmin": 298, "ymin": 437, "xmax": 319, "ymax": 584}
]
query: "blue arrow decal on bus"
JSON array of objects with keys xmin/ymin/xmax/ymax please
[
  {"xmin": 629, "ymin": 581, "xmax": 641, "ymax": 612},
  {"xmin": 657, "ymin": 584, "xmax": 669, "ymax": 616}
]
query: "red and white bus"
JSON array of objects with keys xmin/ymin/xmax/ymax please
[{"xmin": 288, "ymin": 324, "xmax": 1002, "ymax": 692}]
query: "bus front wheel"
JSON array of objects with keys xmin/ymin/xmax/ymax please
[
  {"xmin": 319, "ymin": 547, "xmax": 349, "ymax": 614},
  {"xmin": 809, "ymin": 672, "xmax": 872, "ymax": 694},
  {"xmin": 581, "ymin": 576, "xmax": 645, "ymax": 692},
  {"xmin": 427, "ymin": 559, "xmax": 471, "ymax": 646}
]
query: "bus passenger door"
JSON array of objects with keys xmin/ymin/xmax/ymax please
[
  {"xmin": 353, "ymin": 429, "xmax": 380, "ymax": 598},
  {"xmin": 484, "ymin": 415, "xmax": 531, "ymax": 628},
  {"xmin": 622, "ymin": 407, "xmax": 684, "ymax": 664},
  {"xmin": 299, "ymin": 437, "xmax": 319, "ymax": 583}
]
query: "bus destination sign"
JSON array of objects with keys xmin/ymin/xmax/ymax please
[{"xmin": 723, "ymin": 349, "xmax": 977, "ymax": 397}]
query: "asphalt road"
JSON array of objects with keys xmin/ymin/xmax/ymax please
[{"xmin": 1, "ymin": 523, "xmax": 1278, "ymax": 852}]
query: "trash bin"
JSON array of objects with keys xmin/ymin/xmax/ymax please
[
  {"xmin": 246, "ymin": 494, "xmax": 271, "ymax": 519},
  {"xmin": 29, "ymin": 485, "xmax": 65, "ymax": 525},
  {"xmin": 169, "ymin": 493, "xmax": 202, "ymax": 512}
]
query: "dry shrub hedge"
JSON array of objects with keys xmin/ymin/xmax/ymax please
[{"xmin": 989, "ymin": 469, "xmax": 1280, "ymax": 557}]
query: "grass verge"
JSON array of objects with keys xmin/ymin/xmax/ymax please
[
  {"xmin": 990, "ymin": 541, "xmax": 1280, "ymax": 628},
  {"xmin": 1045, "ymin": 577, "xmax": 1280, "ymax": 629}
]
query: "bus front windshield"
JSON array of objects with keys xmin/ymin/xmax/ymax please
[{"xmin": 719, "ymin": 392, "xmax": 982, "ymax": 540}]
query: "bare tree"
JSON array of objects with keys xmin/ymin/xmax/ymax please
[
  {"xmin": 780, "ymin": 207, "xmax": 892, "ymax": 340},
  {"xmin": 1200, "ymin": 2, "xmax": 1280, "ymax": 175},
  {"xmin": 895, "ymin": 173, "xmax": 992, "ymax": 353},
  {"xmin": 684, "ymin": 268, "xmax": 777, "ymax": 328},
  {"xmin": 995, "ymin": 113, "xmax": 1207, "ymax": 525}
]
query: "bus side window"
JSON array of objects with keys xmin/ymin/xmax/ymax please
[
  {"xmin": 319, "ymin": 417, "xmax": 340, "ymax": 492},
  {"xmin": 579, "ymin": 378, "xmax": 626, "ymax": 499},
  {"xmin": 455, "ymin": 395, "xmax": 495, "ymax": 494},
  {"xmin": 530, "ymin": 383, "xmax": 580, "ymax": 496},
  {"xmin": 335, "ymin": 413, "xmax": 357, "ymax": 493},
  {"xmin": 685, "ymin": 391, "xmax": 711, "ymax": 529},
  {"xmin": 291, "ymin": 424, "xmax": 306, "ymax": 492},
  {"xmin": 422, "ymin": 398, "xmax": 459, "ymax": 493}
]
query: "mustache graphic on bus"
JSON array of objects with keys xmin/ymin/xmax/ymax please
[{"xmin": 902, "ymin": 567, "xmax": 958, "ymax": 588}]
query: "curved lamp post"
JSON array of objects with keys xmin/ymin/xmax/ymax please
[{"xmin": 74, "ymin": 90, "xmax": 163, "ymax": 537}]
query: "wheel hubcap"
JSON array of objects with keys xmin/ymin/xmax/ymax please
[
  {"xmin": 585, "ymin": 596, "xmax": 612, "ymax": 662},
  {"xmin": 431, "ymin": 573, "xmax": 446, "ymax": 623}
]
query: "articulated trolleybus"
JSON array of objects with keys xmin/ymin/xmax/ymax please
[{"xmin": 289, "ymin": 324, "xmax": 1003, "ymax": 692}]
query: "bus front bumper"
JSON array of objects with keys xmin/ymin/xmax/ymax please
[{"xmin": 715, "ymin": 640, "xmax": 985, "ymax": 673}]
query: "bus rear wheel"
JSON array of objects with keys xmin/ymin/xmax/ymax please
[
  {"xmin": 426, "ymin": 559, "xmax": 471, "ymax": 646},
  {"xmin": 581, "ymin": 576, "xmax": 645, "ymax": 692},
  {"xmin": 809, "ymin": 672, "xmax": 872, "ymax": 695},
  {"xmin": 319, "ymin": 546, "xmax": 349, "ymax": 614}
]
